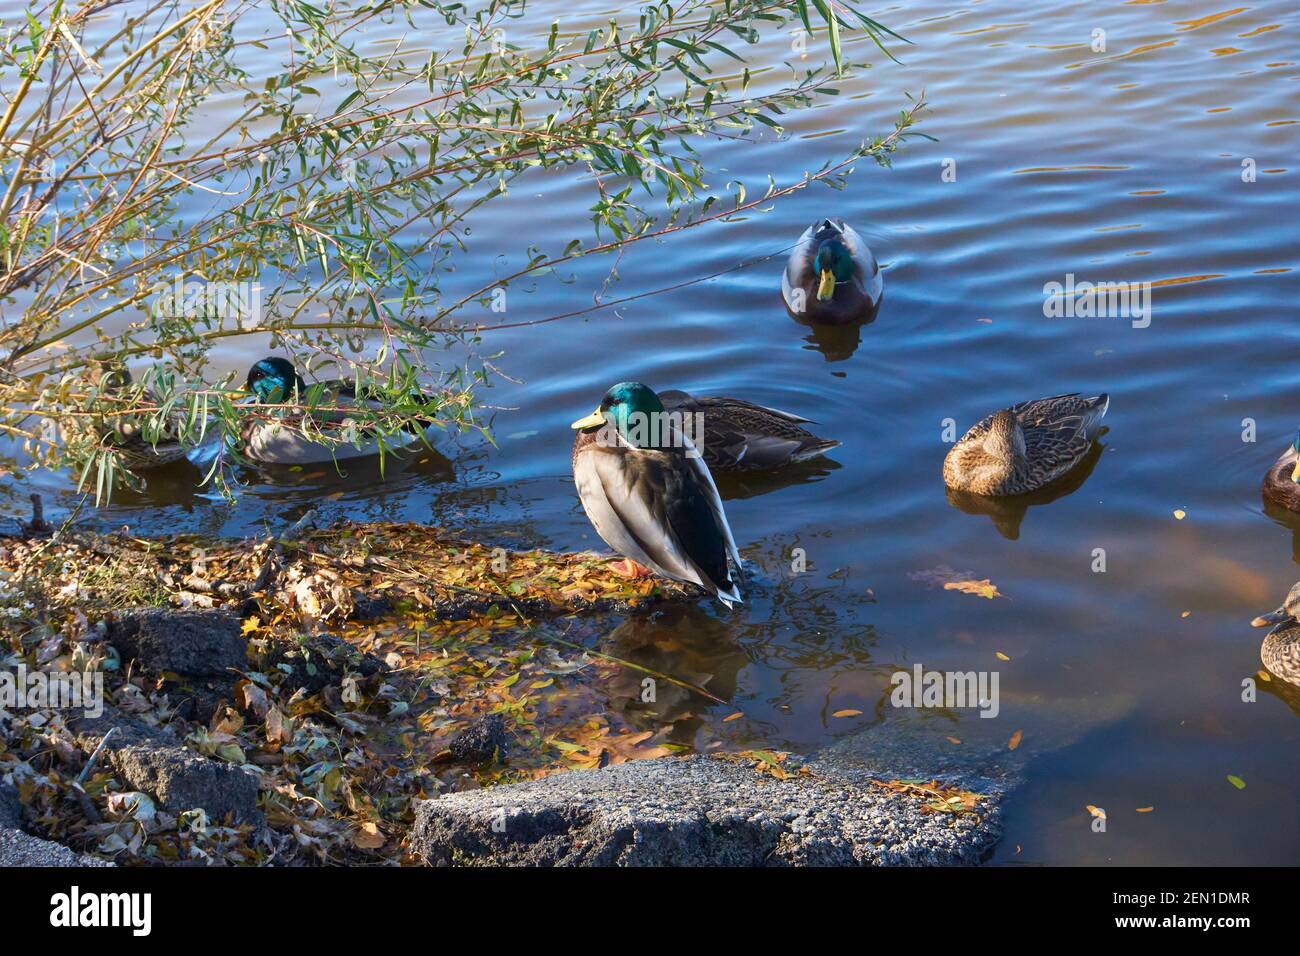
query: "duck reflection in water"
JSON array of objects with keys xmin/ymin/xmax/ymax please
[
  {"xmin": 598, "ymin": 605, "xmax": 747, "ymax": 744},
  {"xmin": 710, "ymin": 457, "xmax": 841, "ymax": 501},
  {"xmin": 944, "ymin": 440, "xmax": 1107, "ymax": 540},
  {"xmin": 794, "ymin": 317, "xmax": 874, "ymax": 362},
  {"xmin": 1260, "ymin": 497, "xmax": 1300, "ymax": 566}
]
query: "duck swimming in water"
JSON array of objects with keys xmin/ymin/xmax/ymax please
[
  {"xmin": 781, "ymin": 218, "xmax": 882, "ymax": 324},
  {"xmin": 943, "ymin": 393, "xmax": 1109, "ymax": 497},
  {"xmin": 1261, "ymin": 431, "xmax": 1300, "ymax": 512},
  {"xmin": 87, "ymin": 365, "xmax": 192, "ymax": 471},
  {"xmin": 233, "ymin": 356, "xmax": 427, "ymax": 466},
  {"xmin": 657, "ymin": 389, "xmax": 839, "ymax": 472},
  {"xmin": 1250, "ymin": 582, "xmax": 1300, "ymax": 687},
  {"xmin": 571, "ymin": 382, "xmax": 743, "ymax": 607}
]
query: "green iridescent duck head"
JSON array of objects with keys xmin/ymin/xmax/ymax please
[
  {"xmin": 571, "ymin": 381, "xmax": 667, "ymax": 449},
  {"xmin": 246, "ymin": 357, "xmax": 307, "ymax": 403}
]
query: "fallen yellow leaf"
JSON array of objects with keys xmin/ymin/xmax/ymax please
[
  {"xmin": 995, "ymin": 651, "xmax": 1010, "ymax": 661},
  {"xmin": 1008, "ymin": 729, "xmax": 1023, "ymax": 750},
  {"xmin": 946, "ymin": 736, "xmax": 962, "ymax": 745},
  {"xmin": 944, "ymin": 579, "xmax": 1002, "ymax": 599},
  {"xmin": 723, "ymin": 711, "xmax": 744, "ymax": 722},
  {"xmin": 1136, "ymin": 806, "xmax": 1154, "ymax": 813},
  {"xmin": 1173, "ymin": 509, "xmax": 1186, "ymax": 520},
  {"xmin": 1086, "ymin": 805, "xmax": 1106, "ymax": 820},
  {"xmin": 831, "ymin": 708, "xmax": 864, "ymax": 718}
]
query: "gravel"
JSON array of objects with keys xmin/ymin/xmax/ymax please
[{"xmin": 0, "ymin": 783, "xmax": 112, "ymax": 867}]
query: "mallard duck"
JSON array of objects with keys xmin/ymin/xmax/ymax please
[
  {"xmin": 657, "ymin": 389, "xmax": 839, "ymax": 472},
  {"xmin": 571, "ymin": 382, "xmax": 743, "ymax": 607},
  {"xmin": 236, "ymin": 356, "xmax": 426, "ymax": 465},
  {"xmin": 945, "ymin": 440, "xmax": 1106, "ymax": 540},
  {"xmin": 781, "ymin": 218, "xmax": 882, "ymax": 324},
  {"xmin": 943, "ymin": 393, "xmax": 1109, "ymax": 497},
  {"xmin": 87, "ymin": 365, "xmax": 191, "ymax": 471},
  {"xmin": 1261, "ymin": 432, "xmax": 1300, "ymax": 511},
  {"xmin": 1250, "ymin": 583, "xmax": 1300, "ymax": 686}
]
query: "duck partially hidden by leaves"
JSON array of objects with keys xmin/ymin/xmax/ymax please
[
  {"xmin": 1261, "ymin": 432, "xmax": 1300, "ymax": 512},
  {"xmin": 657, "ymin": 389, "xmax": 839, "ymax": 472},
  {"xmin": 943, "ymin": 393, "xmax": 1110, "ymax": 497},
  {"xmin": 88, "ymin": 365, "xmax": 191, "ymax": 472},
  {"xmin": 234, "ymin": 357, "xmax": 427, "ymax": 466},
  {"xmin": 571, "ymin": 382, "xmax": 743, "ymax": 607},
  {"xmin": 1250, "ymin": 582, "xmax": 1300, "ymax": 687},
  {"xmin": 781, "ymin": 218, "xmax": 882, "ymax": 325}
]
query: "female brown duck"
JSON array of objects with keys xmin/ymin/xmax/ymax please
[{"xmin": 943, "ymin": 393, "xmax": 1109, "ymax": 496}]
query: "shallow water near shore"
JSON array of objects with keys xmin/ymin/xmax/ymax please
[{"xmin": 7, "ymin": 0, "xmax": 1300, "ymax": 864}]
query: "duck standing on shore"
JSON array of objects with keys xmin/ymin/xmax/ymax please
[
  {"xmin": 571, "ymin": 382, "xmax": 743, "ymax": 607},
  {"xmin": 781, "ymin": 218, "xmax": 882, "ymax": 324},
  {"xmin": 1261, "ymin": 431, "xmax": 1300, "ymax": 512},
  {"xmin": 1250, "ymin": 582, "xmax": 1300, "ymax": 686},
  {"xmin": 657, "ymin": 389, "xmax": 839, "ymax": 472},
  {"xmin": 943, "ymin": 393, "xmax": 1109, "ymax": 497}
]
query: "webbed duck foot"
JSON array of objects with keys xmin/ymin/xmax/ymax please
[{"xmin": 607, "ymin": 558, "xmax": 654, "ymax": 579}]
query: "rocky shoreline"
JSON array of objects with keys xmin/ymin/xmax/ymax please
[{"xmin": 0, "ymin": 518, "xmax": 1016, "ymax": 867}]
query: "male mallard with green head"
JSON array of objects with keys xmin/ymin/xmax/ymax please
[
  {"xmin": 781, "ymin": 218, "xmax": 882, "ymax": 324},
  {"xmin": 943, "ymin": 393, "xmax": 1109, "ymax": 497},
  {"xmin": 1261, "ymin": 431, "xmax": 1300, "ymax": 512},
  {"xmin": 235, "ymin": 356, "xmax": 425, "ymax": 465},
  {"xmin": 1250, "ymin": 582, "xmax": 1300, "ymax": 687},
  {"xmin": 571, "ymin": 382, "xmax": 743, "ymax": 607},
  {"xmin": 657, "ymin": 389, "xmax": 839, "ymax": 472}
]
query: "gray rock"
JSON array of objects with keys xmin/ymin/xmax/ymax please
[
  {"xmin": 448, "ymin": 713, "xmax": 508, "ymax": 764},
  {"xmin": 75, "ymin": 706, "xmax": 260, "ymax": 825},
  {"xmin": 411, "ymin": 755, "xmax": 997, "ymax": 866},
  {"xmin": 0, "ymin": 782, "xmax": 112, "ymax": 866},
  {"xmin": 0, "ymin": 828, "xmax": 113, "ymax": 867},
  {"xmin": 105, "ymin": 744, "xmax": 260, "ymax": 825},
  {"xmin": 107, "ymin": 607, "xmax": 246, "ymax": 678}
]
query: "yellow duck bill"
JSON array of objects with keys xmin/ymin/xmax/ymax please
[
  {"xmin": 571, "ymin": 408, "xmax": 606, "ymax": 430},
  {"xmin": 816, "ymin": 268, "xmax": 836, "ymax": 301}
]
